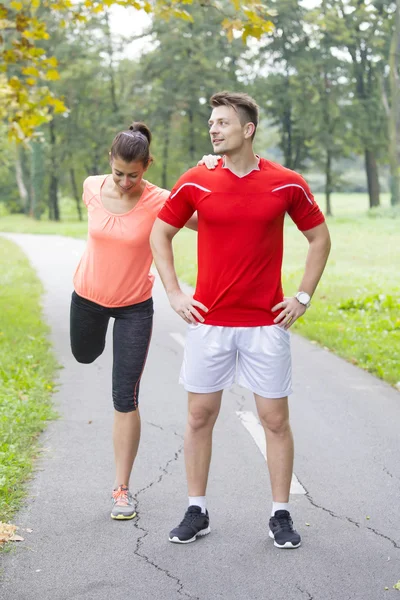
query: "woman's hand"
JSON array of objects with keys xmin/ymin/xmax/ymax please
[{"xmin": 197, "ymin": 155, "xmax": 221, "ymax": 170}]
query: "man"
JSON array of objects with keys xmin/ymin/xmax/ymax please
[{"xmin": 150, "ymin": 91, "xmax": 331, "ymax": 549}]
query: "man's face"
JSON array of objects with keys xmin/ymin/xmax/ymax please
[{"xmin": 208, "ymin": 105, "xmax": 247, "ymax": 155}]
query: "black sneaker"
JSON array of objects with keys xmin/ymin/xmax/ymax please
[
  {"xmin": 269, "ymin": 510, "xmax": 301, "ymax": 549},
  {"xmin": 169, "ymin": 506, "xmax": 210, "ymax": 544}
]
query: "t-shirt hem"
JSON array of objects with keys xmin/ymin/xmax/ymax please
[
  {"xmin": 73, "ymin": 288, "xmax": 153, "ymax": 308},
  {"xmin": 200, "ymin": 318, "xmax": 277, "ymax": 327}
]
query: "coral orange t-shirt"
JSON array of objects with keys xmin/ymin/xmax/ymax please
[{"xmin": 74, "ymin": 175, "xmax": 169, "ymax": 307}]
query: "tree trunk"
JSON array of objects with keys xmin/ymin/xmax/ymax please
[
  {"xmin": 15, "ymin": 149, "xmax": 29, "ymax": 213},
  {"xmin": 48, "ymin": 120, "xmax": 60, "ymax": 221},
  {"xmin": 325, "ymin": 149, "xmax": 333, "ymax": 217},
  {"xmin": 30, "ymin": 140, "xmax": 45, "ymax": 219},
  {"xmin": 161, "ymin": 113, "xmax": 172, "ymax": 189},
  {"xmin": 389, "ymin": 0, "xmax": 400, "ymax": 205},
  {"xmin": 91, "ymin": 147, "xmax": 100, "ymax": 175},
  {"xmin": 188, "ymin": 107, "xmax": 195, "ymax": 164},
  {"xmin": 104, "ymin": 11, "xmax": 119, "ymax": 116},
  {"xmin": 70, "ymin": 167, "xmax": 83, "ymax": 221},
  {"xmin": 364, "ymin": 149, "xmax": 380, "ymax": 208}
]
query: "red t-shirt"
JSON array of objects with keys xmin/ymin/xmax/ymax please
[{"xmin": 157, "ymin": 158, "xmax": 325, "ymax": 326}]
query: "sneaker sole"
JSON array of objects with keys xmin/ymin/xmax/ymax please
[
  {"xmin": 269, "ymin": 530, "xmax": 301, "ymax": 549},
  {"xmin": 169, "ymin": 526, "xmax": 211, "ymax": 544},
  {"xmin": 111, "ymin": 511, "xmax": 137, "ymax": 520}
]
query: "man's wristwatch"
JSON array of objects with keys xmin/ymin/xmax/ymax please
[{"xmin": 295, "ymin": 291, "xmax": 311, "ymax": 308}]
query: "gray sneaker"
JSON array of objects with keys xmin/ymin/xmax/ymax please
[{"xmin": 111, "ymin": 485, "xmax": 136, "ymax": 520}]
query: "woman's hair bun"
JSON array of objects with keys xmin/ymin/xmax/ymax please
[{"xmin": 129, "ymin": 122, "xmax": 152, "ymax": 145}]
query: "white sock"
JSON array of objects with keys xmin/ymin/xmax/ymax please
[
  {"xmin": 271, "ymin": 502, "xmax": 290, "ymax": 516},
  {"xmin": 189, "ymin": 496, "xmax": 207, "ymax": 514}
]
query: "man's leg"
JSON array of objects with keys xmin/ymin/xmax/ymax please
[
  {"xmin": 255, "ymin": 393, "xmax": 300, "ymax": 549},
  {"xmin": 169, "ymin": 390, "xmax": 222, "ymax": 543},
  {"xmin": 254, "ymin": 394, "xmax": 293, "ymax": 504},
  {"xmin": 185, "ymin": 390, "xmax": 223, "ymax": 496}
]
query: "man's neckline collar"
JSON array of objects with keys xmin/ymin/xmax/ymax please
[{"xmin": 221, "ymin": 155, "xmax": 261, "ymax": 178}]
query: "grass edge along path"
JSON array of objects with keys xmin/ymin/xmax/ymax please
[{"xmin": 0, "ymin": 237, "xmax": 58, "ymax": 537}]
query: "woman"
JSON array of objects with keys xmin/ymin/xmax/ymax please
[{"xmin": 70, "ymin": 122, "xmax": 214, "ymax": 520}]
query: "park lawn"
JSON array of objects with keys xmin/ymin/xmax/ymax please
[
  {"xmin": 0, "ymin": 214, "xmax": 88, "ymax": 238},
  {"xmin": 0, "ymin": 237, "xmax": 57, "ymax": 524}
]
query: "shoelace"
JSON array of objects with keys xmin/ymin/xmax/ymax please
[
  {"xmin": 274, "ymin": 514, "xmax": 294, "ymax": 532},
  {"xmin": 112, "ymin": 486, "xmax": 130, "ymax": 506},
  {"xmin": 179, "ymin": 508, "xmax": 201, "ymax": 527}
]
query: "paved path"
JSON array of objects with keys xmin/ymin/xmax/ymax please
[{"xmin": 1, "ymin": 233, "xmax": 399, "ymax": 600}]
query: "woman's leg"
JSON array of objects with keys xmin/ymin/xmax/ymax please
[
  {"xmin": 111, "ymin": 299, "xmax": 153, "ymax": 490},
  {"xmin": 70, "ymin": 291, "xmax": 110, "ymax": 363}
]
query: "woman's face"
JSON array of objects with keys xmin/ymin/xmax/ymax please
[{"xmin": 110, "ymin": 156, "xmax": 148, "ymax": 194}]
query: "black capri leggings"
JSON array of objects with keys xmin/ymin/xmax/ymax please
[{"xmin": 70, "ymin": 291, "xmax": 153, "ymax": 412}]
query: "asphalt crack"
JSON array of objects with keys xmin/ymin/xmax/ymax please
[
  {"xmin": 132, "ymin": 434, "xmax": 200, "ymax": 600},
  {"xmin": 296, "ymin": 585, "xmax": 314, "ymax": 599},
  {"xmin": 383, "ymin": 466, "xmax": 397, "ymax": 480},
  {"xmin": 146, "ymin": 421, "xmax": 164, "ymax": 431},
  {"xmin": 298, "ymin": 477, "xmax": 400, "ymax": 550}
]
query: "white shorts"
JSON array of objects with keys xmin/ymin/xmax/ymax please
[{"xmin": 179, "ymin": 324, "xmax": 292, "ymax": 398}]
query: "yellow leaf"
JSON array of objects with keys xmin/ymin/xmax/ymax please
[
  {"xmin": 10, "ymin": 1, "xmax": 23, "ymax": 10},
  {"xmin": 45, "ymin": 69, "xmax": 60, "ymax": 81},
  {"xmin": 22, "ymin": 66, "xmax": 39, "ymax": 77},
  {"xmin": 48, "ymin": 97, "xmax": 66, "ymax": 113},
  {"xmin": 46, "ymin": 56, "xmax": 58, "ymax": 67},
  {"xmin": 8, "ymin": 76, "xmax": 22, "ymax": 90},
  {"xmin": 26, "ymin": 77, "xmax": 36, "ymax": 86},
  {"xmin": 172, "ymin": 9, "xmax": 193, "ymax": 22}
]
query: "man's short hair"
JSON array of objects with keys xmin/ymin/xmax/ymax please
[{"xmin": 210, "ymin": 91, "xmax": 259, "ymax": 138}]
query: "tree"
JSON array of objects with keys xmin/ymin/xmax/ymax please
[
  {"xmin": 134, "ymin": 3, "xmax": 244, "ymax": 188},
  {"xmin": 321, "ymin": 0, "xmax": 392, "ymax": 208},
  {"xmin": 306, "ymin": 4, "xmax": 353, "ymax": 216},
  {"xmin": 248, "ymin": 0, "xmax": 317, "ymax": 172},
  {"xmin": 382, "ymin": 0, "xmax": 400, "ymax": 206},
  {"xmin": 1, "ymin": 0, "xmax": 274, "ymax": 141}
]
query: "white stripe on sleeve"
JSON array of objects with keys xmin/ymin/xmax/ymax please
[
  {"xmin": 271, "ymin": 183, "xmax": 313, "ymax": 205},
  {"xmin": 170, "ymin": 182, "xmax": 212, "ymax": 199}
]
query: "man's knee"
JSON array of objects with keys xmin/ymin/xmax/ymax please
[
  {"xmin": 259, "ymin": 412, "xmax": 290, "ymax": 435},
  {"xmin": 188, "ymin": 406, "xmax": 218, "ymax": 432}
]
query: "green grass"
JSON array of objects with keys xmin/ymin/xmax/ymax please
[
  {"xmin": 0, "ymin": 238, "xmax": 57, "ymax": 524},
  {"xmin": 0, "ymin": 192, "xmax": 399, "ymax": 387}
]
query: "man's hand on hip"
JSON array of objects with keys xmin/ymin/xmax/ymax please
[
  {"xmin": 168, "ymin": 290, "xmax": 209, "ymax": 324},
  {"xmin": 272, "ymin": 297, "xmax": 307, "ymax": 329}
]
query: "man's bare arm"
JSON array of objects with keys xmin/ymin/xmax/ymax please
[
  {"xmin": 150, "ymin": 218, "xmax": 208, "ymax": 323},
  {"xmin": 298, "ymin": 222, "xmax": 331, "ymax": 295},
  {"xmin": 273, "ymin": 222, "xmax": 331, "ymax": 329},
  {"xmin": 185, "ymin": 212, "xmax": 198, "ymax": 231}
]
